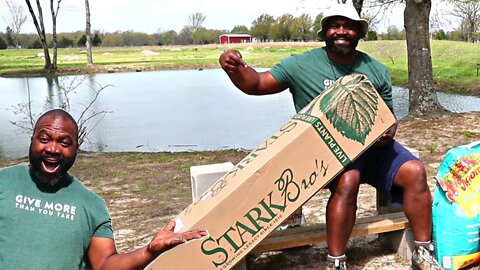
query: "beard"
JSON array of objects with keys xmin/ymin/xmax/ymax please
[
  {"xmin": 325, "ymin": 34, "xmax": 359, "ymax": 56},
  {"xmin": 29, "ymin": 145, "xmax": 76, "ymax": 186}
]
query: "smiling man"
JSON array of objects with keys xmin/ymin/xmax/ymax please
[
  {"xmin": 0, "ymin": 109, "xmax": 207, "ymax": 270},
  {"xmin": 28, "ymin": 109, "xmax": 79, "ymax": 187},
  {"xmin": 219, "ymin": 4, "xmax": 442, "ymax": 270}
]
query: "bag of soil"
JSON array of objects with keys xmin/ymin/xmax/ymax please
[{"xmin": 433, "ymin": 141, "xmax": 480, "ymax": 270}]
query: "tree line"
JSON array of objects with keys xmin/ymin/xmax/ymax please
[
  {"xmin": 2, "ymin": 4, "xmax": 479, "ymax": 50},
  {"xmin": 0, "ymin": 24, "xmax": 476, "ymax": 51}
]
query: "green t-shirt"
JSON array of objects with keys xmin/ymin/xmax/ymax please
[
  {"xmin": 269, "ymin": 47, "xmax": 393, "ymax": 112},
  {"xmin": 0, "ymin": 164, "xmax": 113, "ymax": 270}
]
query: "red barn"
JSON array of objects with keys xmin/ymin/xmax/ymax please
[{"xmin": 219, "ymin": 34, "xmax": 252, "ymax": 44}]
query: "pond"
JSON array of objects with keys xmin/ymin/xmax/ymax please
[{"xmin": 1, "ymin": 69, "xmax": 479, "ymax": 159}]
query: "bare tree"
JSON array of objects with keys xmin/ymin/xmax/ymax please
[
  {"xmin": 188, "ymin": 12, "xmax": 206, "ymax": 31},
  {"xmin": 9, "ymin": 78, "xmax": 37, "ymax": 134},
  {"xmin": 55, "ymin": 76, "xmax": 112, "ymax": 146},
  {"xmin": 3, "ymin": 0, "xmax": 28, "ymax": 48},
  {"xmin": 50, "ymin": 0, "xmax": 62, "ymax": 69},
  {"xmin": 24, "ymin": 0, "xmax": 53, "ymax": 69},
  {"xmin": 430, "ymin": 9, "xmax": 444, "ymax": 35},
  {"xmin": 23, "ymin": 0, "xmax": 63, "ymax": 70},
  {"xmin": 9, "ymin": 75, "xmax": 112, "ymax": 147},
  {"xmin": 187, "ymin": 12, "xmax": 206, "ymax": 45},
  {"xmin": 85, "ymin": 0, "xmax": 93, "ymax": 66},
  {"xmin": 362, "ymin": 0, "xmax": 405, "ymax": 27},
  {"xmin": 448, "ymin": 0, "xmax": 480, "ymax": 42},
  {"xmin": 352, "ymin": 0, "xmax": 365, "ymax": 14}
]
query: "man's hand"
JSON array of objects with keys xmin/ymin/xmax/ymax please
[
  {"xmin": 219, "ymin": 49, "xmax": 248, "ymax": 74},
  {"xmin": 147, "ymin": 220, "xmax": 208, "ymax": 256},
  {"xmin": 87, "ymin": 220, "xmax": 207, "ymax": 270},
  {"xmin": 218, "ymin": 49, "xmax": 284, "ymax": 95},
  {"xmin": 374, "ymin": 123, "xmax": 397, "ymax": 147}
]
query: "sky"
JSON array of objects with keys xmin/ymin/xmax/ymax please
[{"xmin": 0, "ymin": 0, "xmax": 451, "ymax": 35}]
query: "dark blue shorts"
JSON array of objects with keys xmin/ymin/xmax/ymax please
[{"xmin": 345, "ymin": 140, "xmax": 419, "ymax": 205}]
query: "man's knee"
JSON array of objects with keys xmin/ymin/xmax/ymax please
[
  {"xmin": 402, "ymin": 160, "xmax": 426, "ymax": 178},
  {"xmin": 396, "ymin": 160, "xmax": 428, "ymax": 190},
  {"xmin": 329, "ymin": 171, "xmax": 361, "ymax": 199}
]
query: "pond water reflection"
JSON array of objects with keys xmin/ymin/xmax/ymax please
[{"xmin": 1, "ymin": 69, "xmax": 479, "ymax": 159}]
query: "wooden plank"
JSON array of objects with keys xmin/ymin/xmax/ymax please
[{"xmin": 252, "ymin": 212, "xmax": 409, "ymax": 254}]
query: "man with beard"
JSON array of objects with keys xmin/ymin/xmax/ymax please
[
  {"xmin": 219, "ymin": 4, "xmax": 442, "ymax": 270},
  {"xmin": 0, "ymin": 109, "xmax": 207, "ymax": 270}
]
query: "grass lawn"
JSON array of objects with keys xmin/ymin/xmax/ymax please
[{"xmin": 1, "ymin": 40, "xmax": 479, "ymax": 94}]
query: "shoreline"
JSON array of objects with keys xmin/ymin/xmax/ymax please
[
  {"xmin": 1, "ymin": 41, "xmax": 479, "ymax": 95},
  {"xmin": 2, "ymin": 65, "xmax": 479, "ymax": 96}
]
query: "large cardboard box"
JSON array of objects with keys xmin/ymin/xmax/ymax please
[{"xmin": 145, "ymin": 74, "xmax": 397, "ymax": 270}]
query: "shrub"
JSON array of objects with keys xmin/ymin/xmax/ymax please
[
  {"xmin": 30, "ymin": 39, "xmax": 42, "ymax": 49},
  {"xmin": 365, "ymin": 30, "xmax": 378, "ymax": 41},
  {"xmin": 0, "ymin": 37, "xmax": 7, "ymax": 50},
  {"xmin": 77, "ymin": 35, "xmax": 86, "ymax": 47}
]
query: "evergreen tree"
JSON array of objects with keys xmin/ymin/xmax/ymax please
[
  {"xmin": 0, "ymin": 37, "xmax": 7, "ymax": 49},
  {"xmin": 6, "ymin": 27, "xmax": 15, "ymax": 47},
  {"xmin": 365, "ymin": 30, "xmax": 378, "ymax": 41},
  {"xmin": 78, "ymin": 35, "xmax": 87, "ymax": 47},
  {"xmin": 92, "ymin": 33, "xmax": 102, "ymax": 46},
  {"xmin": 434, "ymin": 30, "xmax": 448, "ymax": 40}
]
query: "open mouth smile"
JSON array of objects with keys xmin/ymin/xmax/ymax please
[
  {"xmin": 334, "ymin": 38, "xmax": 350, "ymax": 45},
  {"xmin": 42, "ymin": 159, "xmax": 61, "ymax": 174}
]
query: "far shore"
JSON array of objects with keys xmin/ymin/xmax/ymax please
[{"xmin": 1, "ymin": 41, "xmax": 479, "ymax": 95}]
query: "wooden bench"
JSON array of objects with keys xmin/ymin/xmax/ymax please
[{"xmin": 253, "ymin": 212, "xmax": 409, "ymax": 254}]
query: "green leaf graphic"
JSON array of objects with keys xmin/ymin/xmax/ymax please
[{"xmin": 319, "ymin": 74, "xmax": 379, "ymax": 144}]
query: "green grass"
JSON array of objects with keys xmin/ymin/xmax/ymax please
[{"xmin": 0, "ymin": 40, "xmax": 479, "ymax": 94}]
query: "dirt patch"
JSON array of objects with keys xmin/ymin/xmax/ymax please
[{"xmin": 1, "ymin": 112, "xmax": 479, "ymax": 269}]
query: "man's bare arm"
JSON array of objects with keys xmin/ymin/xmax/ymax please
[
  {"xmin": 219, "ymin": 49, "xmax": 286, "ymax": 95},
  {"xmin": 88, "ymin": 220, "xmax": 207, "ymax": 270}
]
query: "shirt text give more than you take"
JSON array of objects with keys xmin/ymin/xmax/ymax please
[{"xmin": 15, "ymin": 194, "xmax": 77, "ymax": 221}]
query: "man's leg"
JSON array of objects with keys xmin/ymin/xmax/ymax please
[
  {"xmin": 393, "ymin": 160, "xmax": 431, "ymax": 241},
  {"xmin": 394, "ymin": 160, "xmax": 443, "ymax": 269},
  {"xmin": 326, "ymin": 169, "xmax": 361, "ymax": 256}
]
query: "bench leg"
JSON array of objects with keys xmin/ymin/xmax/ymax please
[{"xmin": 380, "ymin": 228, "xmax": 414, "ymax": 261}]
